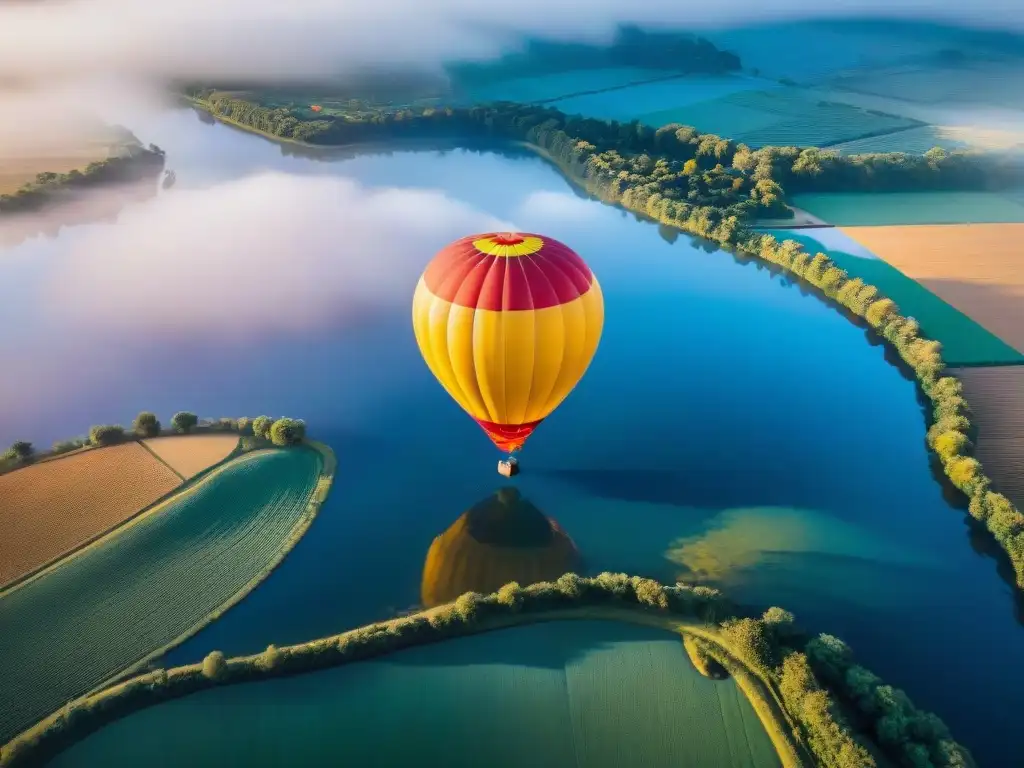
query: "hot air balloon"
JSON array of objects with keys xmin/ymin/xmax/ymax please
[
  {"xmin": 412, "ymin": 232, "xmax": 603, "ymax": 466},
  {"xmin": 421, "ymin": 487, "xmax": 580, "ymax": 608}
]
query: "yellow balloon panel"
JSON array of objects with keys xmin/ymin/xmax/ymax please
[{"xmin": 411, "ymin": 277, "xmax": 604, "ymax": 426}]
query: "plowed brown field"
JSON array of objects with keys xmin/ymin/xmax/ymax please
[
  {"xmin": 0, "ymin": 443, "xmax": 181, "ymax": 588},
  {"xmin": 840, "ymin": 223, "xmax": 1024, "ymax": 353},
  {"xmin": 951, "ymin": 366, "xmax": 1024, "ymax": 508},
  {"xmin": 143, "ymin": 435, "xmax": 239, "ymax": 479}
]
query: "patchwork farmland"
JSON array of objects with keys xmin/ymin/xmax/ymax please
[
  {"xmin": 0, "ymin": 443, "xmax": 181, "ymax": 588},
  {"xmin": 840, "ymin": 223, "xmax": 1024, "ymax": 355},
  {"xmin": 0, "ymin": 447, "xmax": 327, "ymax": 743}
]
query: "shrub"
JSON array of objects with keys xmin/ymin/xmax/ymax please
[
  {"xmin": 237, "ymin": 417, "xmax": 252, "ymax": 435},
  {"xmin": 171, "ymin": 411, "xmax": 198, "ymax": 434},
  {"xmin": 633, "ymin": 577, "xmax": 669, "ymax": 608},
  {"xmin": 216, "ymin": 417, "xmax": 238, "ymax": 433},
  {"xmin": 496, "ymin": 581, "xmax": 524, "ymax": 611},
  {"xmin": 454, "ymin": 592, "xmax": 481, "ymax": 620},
  {"xmin": 51, "ymin": 437, "xmax": 86, "ymax": 455},
  {"xmin": 201, "ymin": 650, "xmax": 226, "ymax": 680},
  {"xmin": 269, "ymin": 417, "xmax": 306, "ymax": 446},
  {"xmin": 251, "ymin": 415, "xmax": 273, "ymax": 440},
  {"xmin": 259, "ymin": 644, "xmax": 283, "ymax": 671},
  {"xmin": 132, "ymin": 411, "xmax": 160, "ymax": 438},
  {"xmin": 3, "ymin": 441, "xmax": 34, "ymax": 463},
  {"xmin": 89, "ymin": 424, "xmax": 125, "ymax": 446},
  {"xmin": 721, "ymin": 617, "xmax": 775, "ymax": 671}
]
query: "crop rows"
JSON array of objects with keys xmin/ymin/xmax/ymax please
[
  {"xmin": 0, "ymin": 444, "xmax": 181, "ymax": 588},
  {"xmin": 564, "ymin": 622, "xmax": 776, "ymax": 767},
  {"xmin": 0, "ymin": 447, "xmax": 323, "ymax": 743},
  {"xmin": 830, "ymin": 126, "xmax": 967, "ymax": 155},
  {"xmin": 735, "ymin": 114, "xmax": 913, "ymax": 148}
]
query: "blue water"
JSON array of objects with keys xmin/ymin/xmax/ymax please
[{"xmin": 2, "ymin": 106, "xmax": 1023, "ymax": 766}]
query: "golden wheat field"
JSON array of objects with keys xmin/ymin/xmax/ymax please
[
  {"xmin": 143, "ymin": 435, "xmax": 239, "ymax": 479},
  {"xmin": 0, "ymin": 443, "xmax": 181, "ymax": 588},
  {"xmin": 950, "ymin": 366, "xmax": 1024, "ymax": 507},
  {"xmin": 0, "ymin": 145, "xmax": 111, "ymax": 195},
  {"xmin": 841, "ymin": 224, "xmax": 1024, "ymax": 353}
]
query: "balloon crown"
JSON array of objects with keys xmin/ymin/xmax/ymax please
[{"xmin": 491, "ymin": 233, "xmax": 525, "ymax": 245}]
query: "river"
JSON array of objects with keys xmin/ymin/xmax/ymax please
[{"xmin": 2, "ymin": 105, "xmax": 1022, "ymax": 765}]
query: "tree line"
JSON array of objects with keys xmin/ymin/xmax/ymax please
[
  {"xmin": 0, "ymin": 573, "xmax": 973, "ymax": 768},
  {"xmin": 184, "ymin": 90, "xmax": 1020, "ymax": 194},
  {"xmin": 0, "ymin": 412, "xmax": 308, "ymax": 473},
  {"xmin": 0, "ymin": 146, "xmax": 167, "ymax": 215}
]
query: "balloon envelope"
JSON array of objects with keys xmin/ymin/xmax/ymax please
[{"xmin": 412, "ymin": 232, "xmax": 603, "ymax": 452}]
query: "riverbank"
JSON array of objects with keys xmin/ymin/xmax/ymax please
[{"xmin": 0, "ymin": 574, "xmax": 972, "ymax": 768}]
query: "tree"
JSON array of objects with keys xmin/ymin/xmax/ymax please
[
  {"xmin": 202, "ymin": 650, "xmax": 226, "ymax": 680},
  {"xmin": 8, "ymin": 441, "xmax": 34, "ymax": 461},
  {"xmin": 251, "ymin": 416, "xmax": 273, "ymax": 440},
  {"xmin": 89, "ymin": 425, "xmax": 125, "ymax": 446},
  {"xmin": 171, "ymin": 411, "xmax": 198, "ymax": 434},
  {"xmin": 132, "ymin": 411, "xmax": 161, "ymax": 438},
  {"xmin": 269, "ymin": 418, "xmax": 306, "ymax": 446}
]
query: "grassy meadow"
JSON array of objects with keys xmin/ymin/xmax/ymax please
[
  {"xmin": 0, "ymin": 443, "xmax": 181, "ymax": 588},
  {"xmin": 47, "ymin": 621, "xmax": 780, "ymax": 768},
  {"xmin": 0, "ymin": 447, "xmax": 324, "ymax": 743}
]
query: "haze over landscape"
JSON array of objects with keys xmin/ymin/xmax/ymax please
[{"xmin": 3, "ymin": 2, "xmax": 1024, "ymax": 767}]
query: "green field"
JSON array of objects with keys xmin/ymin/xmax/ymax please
[
  {"xmin": 828, "ymin": 64, "xmax": 1024, "ymax": 109},
  {"xmin": 453, "ymin": 68, "xmax": 688, "ymax": 106},
  {"xmin": 49, "ymin": 621, "xmax": 780, "ymax": 768},
  {"xmin": 774, "ymin": 229, "xmax": 1024, "ymax": 366},
  {"xmin": 829, "ymin": 126, "xmax": 968, "ymax": 155},
  {"xmin": 623, "ymin": 88, "xmax": 920, "ymax": 147},
  {"xmin": 791, "ymin": 191, "xmax": 1024, "ymax": 226},
  {"xmin": 547, "ymin": 75, "xmax": 767, "ymax": 121},
  {"xmin": 0, "ymin": 447, "xmax": 323, "ymax": 743}
]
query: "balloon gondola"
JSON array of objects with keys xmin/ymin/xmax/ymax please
[{"xmin": 412, "ymin": 232, "xmax": 603, "ymax": 473}]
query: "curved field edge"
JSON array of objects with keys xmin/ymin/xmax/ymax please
[
  {"xmin": 1, "ymin": 575, "xmax": 973, "ymax": 768},
  {"xmin": 85, "ymin": 441, "xmax": 336, "ymax": 694},
  {"xmin": 187, "ymin": 96, "xmax": 1024, "ymax": 592},
  {"xmin": 0, "ymin": 438, "xmax": 243, "ymax": 597}
]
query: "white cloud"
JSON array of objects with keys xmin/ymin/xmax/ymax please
[
  {"xmin": 515, "ymin": 190, "xmax": 602, "ymax": 226},
  {"xmin": 43, "ymin": 172, "xmax": 515, "ymax": 337},
  {"xmin": 0, "ymin": 1, "xmax": 1021, "ymax": 86}
]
